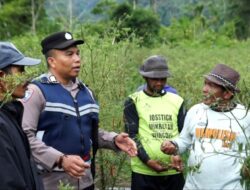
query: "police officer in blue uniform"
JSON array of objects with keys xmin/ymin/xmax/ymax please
[{"xmin": 21, "ymin": 31, "xmax": 137, "ymax": 190}]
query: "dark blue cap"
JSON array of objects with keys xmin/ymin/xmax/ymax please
[{"xmin": 0, "ymin": 42, "xmax": 41, "ymax": 70}]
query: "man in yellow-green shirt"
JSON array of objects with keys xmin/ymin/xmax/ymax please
[{"xmin": 124, "ymin": 55, "xmax": 186, "ymax": 190}]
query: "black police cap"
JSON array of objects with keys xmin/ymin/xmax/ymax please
[{"xmin": 41, "ymin": 31, "xmax": 84, "ymax": 54}]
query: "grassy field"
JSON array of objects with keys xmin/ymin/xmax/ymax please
[
  {"xmin": 12, "ymin": 34, "xmax": 250, "ymax": 189},
  {"xmin": 79, "ymin": 37, "xmax": 250, "ymax": 188}
]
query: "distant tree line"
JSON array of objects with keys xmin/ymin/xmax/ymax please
[{"xmin": 1, "ymin": 0, "xmax": 250, "ymax": 42}]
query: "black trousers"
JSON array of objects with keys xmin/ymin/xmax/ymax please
[
  {"xmin": 131, "ymin": 171, "xmax": 185, "ymax": 190},
  {"xmin": 83, "ymin": 184, "xmax": 94, "ymax": 190}
]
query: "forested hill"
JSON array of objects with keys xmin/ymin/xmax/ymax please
[
  {"xmin": 44, "ymin": 0, "xmax": 194, "ymax": 25},
  {"xmin": 1, "ymin": 0, "xmax": 250, "ymax": 40}
]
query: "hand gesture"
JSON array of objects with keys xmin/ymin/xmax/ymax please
[
  {"xmin": 146, "ymin": 159, "xmax": 169, "ymax": 172},
  {"xmin": 170, "ymin": 155, "xmax": 183, "ymax": 172},
  {"xmin": 161, "ymin": 140, "xmax": 177, "ymax": 154},
  {"xmin": 114, "ymin": 132, "xmax": 138, "ymax": 157},
  {"xmin": 60, "ymin": 155, "xmax": 90, "ymax": 178}
]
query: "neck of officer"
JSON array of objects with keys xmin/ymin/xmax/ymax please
[{"xmin": 50, "ymin": 70, "xmax": 74, "ymax": 85}]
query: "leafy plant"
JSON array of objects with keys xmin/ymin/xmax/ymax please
[
  {"xmin": 0, "ymin": 69, "xmax": 40, "ymax": 107},
  {"xmin": 58, "ymin": 180, "xmax": 75, "ymax": 190},
  {"xmin": 241, "ymin": 156, "xmax": 250, "ymax": 188}
]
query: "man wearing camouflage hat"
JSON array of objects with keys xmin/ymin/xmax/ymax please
[
  {"xmin": 161, "ymin": 64, "xmax": 250, "ymax": 190},
  {"xmin": 124, "ymin": 55, "xmax": 186, "ymax": 190}
]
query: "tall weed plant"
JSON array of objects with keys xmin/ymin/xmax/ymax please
[{"xmin": 78, "ymin": 34, "xmax": 145, "ymax": 189}]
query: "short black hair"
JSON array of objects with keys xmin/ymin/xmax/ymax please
[
  {"xmin": 1, "ymin": 65, "xmax": 25, "ymax": 75},
  {"xmin": 1, "ymin": 65, "xmax": 12, "ymax": 74}
]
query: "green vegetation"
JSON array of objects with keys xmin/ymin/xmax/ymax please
[
  {"xmin": 0, "ymin": 70, "xmax": 40, "ymax": 107},
  {"xmin": 1, "ymin": 0, "xmax": 250, "ymax": 189},
  {"xmin": 68, "ymin": 34, "xmax": 250, "ymax": 188},
  {"xmin": 8, "ymin": 25, "xmax": 250, "ymax": 190},
  {"xmin": 57, "ymin": 180, "xmax": 75, "ymax": 190}
]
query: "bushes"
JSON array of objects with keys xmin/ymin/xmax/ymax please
[
  {"xmin": 0, "ymin": 0, "xmax": 31, "ymax": 39},
  {"xmin": 159, "ymin": 16, "xmax": 237, "ymax": 48},
  {"xmin": 91, "ymin": 2, "xmax": 161, "ymax": 47},
  {"xmin": 124, "ymin": 8, "xmax": 160, "ymax": 46}
]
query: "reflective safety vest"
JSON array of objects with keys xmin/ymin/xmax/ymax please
[
  {"xmin": 33, "ymin": 77, "xmax": 99, "ymax": 159},
  {"xmin": 129, "ymin": 91, "xmax": 183, "ymax": 176}
]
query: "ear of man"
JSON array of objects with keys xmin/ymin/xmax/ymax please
[
  {"xmin": 223, "ymin": 90, "xmax": 234, "ymax": 100},
  {"xmin": 45, "ymin": 50, "xmax": 57, "ymax": 68},
  {"xmin": 0, "ymin": 70, "xmax": 5, "ymax": 77},
  {"xmin": 47, "ymin": 57, "xmax": 56, "ymax": 68}
]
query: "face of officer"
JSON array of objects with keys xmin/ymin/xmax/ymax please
[
  {"xmin": 46, "ymin": 45, "xmax": 81, "ymax": 85},
  {"xmin": 0, "ymin": 65, "xmax": 29, "ymax": 99},
  {"xmin": 145, "ymin": 77, "xmax": 167, "ymax": 96}
]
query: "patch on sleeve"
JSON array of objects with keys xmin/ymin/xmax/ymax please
[{"xmin": 21, "ymin": 89, "xmax": 34, "ymax": 103}]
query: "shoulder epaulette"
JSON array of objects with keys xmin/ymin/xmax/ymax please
[{"xmin": 32, "ymin": 74, "xmax": 59, "ymax": 84}]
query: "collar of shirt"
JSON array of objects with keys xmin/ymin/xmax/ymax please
[{"xmin": 46, "ymin": 72, "xmax": 81, "ymax": 96}]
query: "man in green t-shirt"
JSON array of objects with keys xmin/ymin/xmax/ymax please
[{"xmin": 124, "ymin": 55, "xmax": 186, "ymax": 190}]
